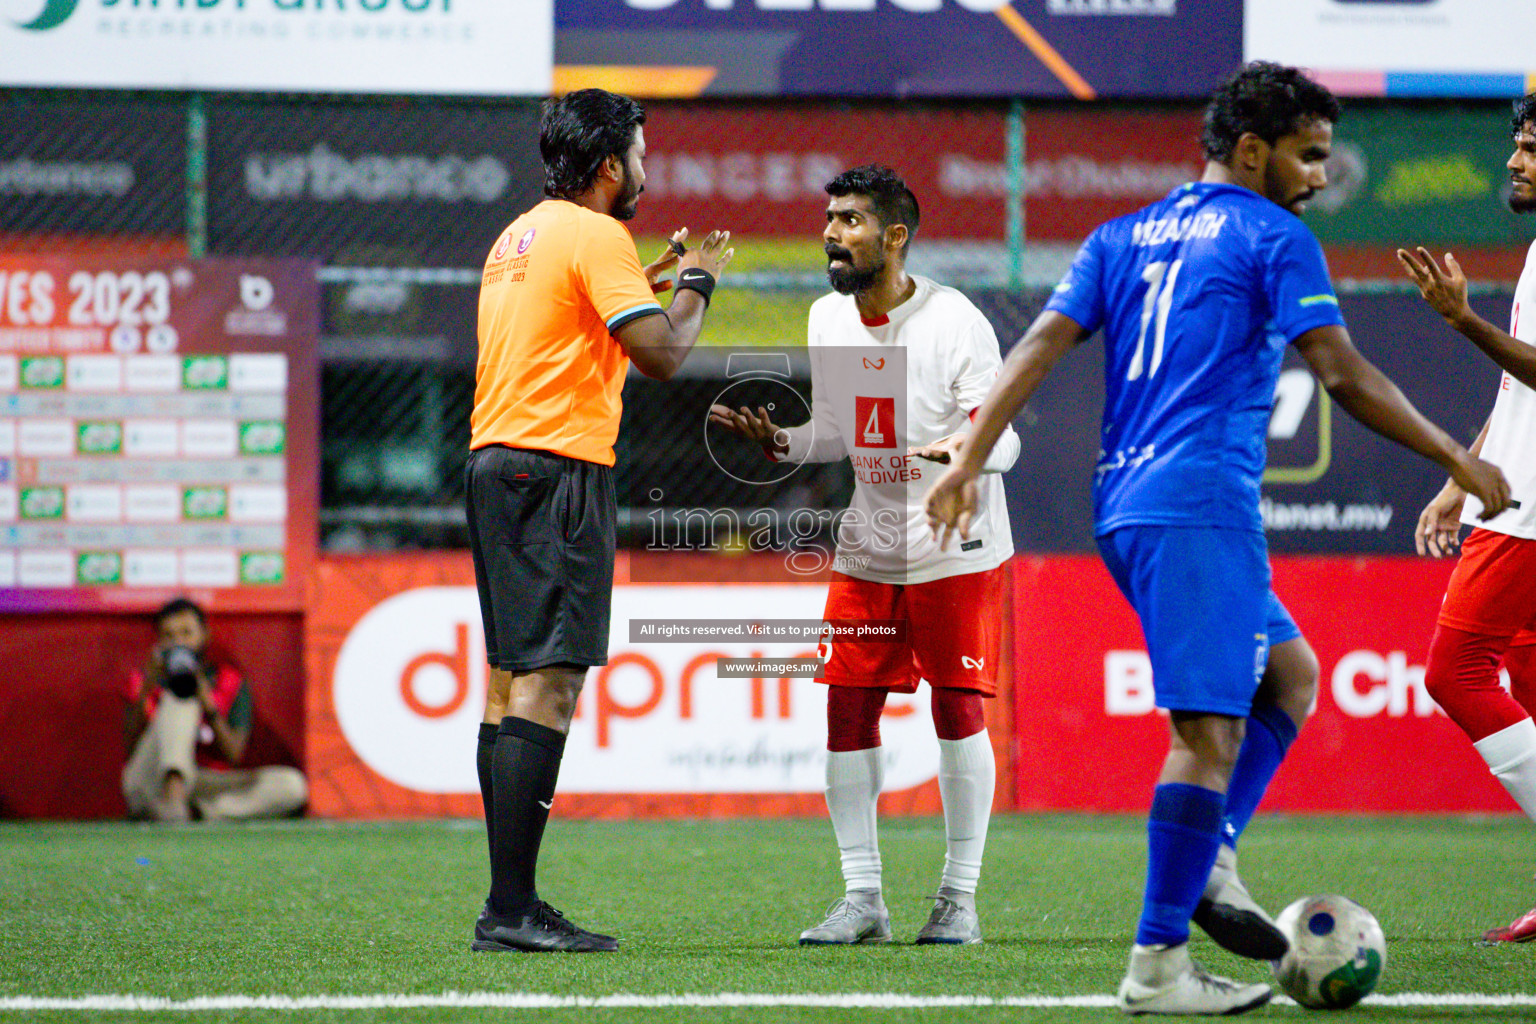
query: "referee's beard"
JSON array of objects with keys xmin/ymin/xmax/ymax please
[{"xmin": 613, "ymin": 168, "xmax": 642, "ymax": 221}]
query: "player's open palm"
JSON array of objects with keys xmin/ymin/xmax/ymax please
[
  {"xmin": 1396, "ymin": 246, "xmax": 1473, "ymax": 324},
  {"xmin": 924, "ymin": 466, "xmax": 978, "ymax": 551},
  {"xmin": 1415, "ymin": 480, "xmax": 1467, "ymax": 557},
  {"xmin": 709, "ymin": 403, "xmax": 785, "ymax": 453}
]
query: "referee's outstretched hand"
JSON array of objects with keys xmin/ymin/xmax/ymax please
[
  {"xmin": 679, "ymin": 230, "xmax": 734, "ymax": 279},
  {"xmin": 645, "ymin": 229, "xmax": 735, "ymax": 294}
]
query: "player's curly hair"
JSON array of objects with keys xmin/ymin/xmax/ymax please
[
  {"xmin": 540, "ymin": 89, "xmax": 646, "ymax": 201},
  {"xmin": 824, "ymin": 164, "xmax": 920, "ymax": 254},
  {"xmin": 1201, "ymin": 61, "xmax": 1340, "ymax": 163},
  {"xmin": 1512, "ymin": 93, "xmax": 1536, "ymax": 137}
]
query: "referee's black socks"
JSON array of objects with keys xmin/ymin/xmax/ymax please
[
  {"xmin": 488, "ymin": 716, "xmax": 568, "ymax": 919},
  {"xmin": 476, "ymin": 722, "xmax": 497, "ymax": 863}
]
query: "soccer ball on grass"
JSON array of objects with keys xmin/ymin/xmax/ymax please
[{"xmin": 1270, "ymin": 895, "xmax": 1386, "ymax": 1010}]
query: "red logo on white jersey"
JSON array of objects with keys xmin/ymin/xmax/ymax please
[
  {"xmin": 863, "ymin": 357, "xmax": 885, "ymax": 370},
  {"xmin": 855, "ymin": 396, "xmax": 896, "ymax": 449}
]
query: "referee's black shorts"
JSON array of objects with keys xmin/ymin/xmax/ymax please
[{"xmin": 464, "ymin": 445, "xmax": 615, "ymax": 672}]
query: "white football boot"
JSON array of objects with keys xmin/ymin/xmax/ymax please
[{"xmin": 1116, "ymin": 942, "xmax": 1272, "ymax": 1016}]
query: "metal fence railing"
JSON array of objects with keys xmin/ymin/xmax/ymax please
[{"xmin": 4, "ymin": 89, "xmax": 1523, "ymax": 554}]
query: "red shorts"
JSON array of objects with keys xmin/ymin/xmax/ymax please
[
  {"xmin": 818, "ymin": 565, "xmax": 1005, "ymax": 695},
  {"xmin": 1439, "ymin": 528, "xmax": 1536, "ymax": 644}
]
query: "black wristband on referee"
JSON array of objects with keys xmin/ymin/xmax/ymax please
[{"xmin": 676, "ymin": 268, "xmax": 716, "ymax": 307}]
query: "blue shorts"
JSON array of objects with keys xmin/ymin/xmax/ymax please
[{"xmin": 1097, "ymin": 525, "xmax": 1301, "ymax": 717}]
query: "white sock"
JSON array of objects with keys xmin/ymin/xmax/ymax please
[
  {"xmin": 937, "ymin": 730, "xmax": 995, "ymax": 894},
  {"xmin": 1473, "ymin": 717, "xmax": 1536, "ymax": 821},
  {"xmin": 825, "ymin": 748, "xmax": 883, "ymax": 894}
]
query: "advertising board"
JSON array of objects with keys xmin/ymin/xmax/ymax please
[
  {"xmin": 0, "ymin": 96, "xmax": 184, "ymax": 249},
  {"xmin": 0, "ymin": 256, "xmax": 318, "ymax": 612},
  {"xmin": 1013, "ymin": 555, "xmax": 1517, "ymax": 813},
  {"xmin": 0, "ymin": 0, "xmax": 550, "ymax": 95},
  {"xmin": 1245, "ymin": 0, "xmax": 1536, "ymax": 97},
  {"xmin": 304, "ymin": 554, "xmax": 956, "ymax": 818},
  {"xmin": 206, "ymin": 100, "xmax": 544, "ymax": 268},
  {"xmin": 631, "ymin": 104, "xmax": 1203, "ymax": 243},
  {"xmin": 558, "ymin": 0, "xmax": 1242, "ymax": 99}
]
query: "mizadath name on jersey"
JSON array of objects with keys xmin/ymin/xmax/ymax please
[
  {"xmin": 1046, "ymin": 182, "xmax": 1345, "ymax": 535},
  {"xmin": 777, "ymin": 274, "xmax": 1016, "ymax": 585}
]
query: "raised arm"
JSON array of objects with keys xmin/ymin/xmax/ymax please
[
  {"xmin": 1397, "ymin": 246, "xmax": 1536, "ymax": 390},
  {"xmin": 1291, "ymin": 323, "xmax": 1510, "ymax": 518},
  {"xmin": 923, "ymin": 310, "xmax": 1087, "ymax": 547},
  {"xmin": 616, "ymin": 230, "xmax": 734, "ymax": 381}
]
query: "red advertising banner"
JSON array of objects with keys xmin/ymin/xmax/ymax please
[
  {"xmin": 630, "ymin": 104, "xmax": 1203, "ymax": 244},
  {"xmin": 0, "ymin": 256, "xmax": 318, "ymax": 613},
  {"xmin": 305, "ymin": 553, "xmax": 1021, "ymax": 819},
  {"xmin": 1013, "ymin": 555, "xmax": 1515, "ymax": 814}
]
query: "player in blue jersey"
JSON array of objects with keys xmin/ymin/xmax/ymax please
[{"xmin": 925, "ymin": 62, "xmax": 1511, "ymax": 1016}]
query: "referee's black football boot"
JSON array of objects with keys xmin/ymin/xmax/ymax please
[
  {"xmin": 1190, "ymin": 847, "xmax": 1289, "ymax": 961},
  {"xmin": 471, "ymin": 899, "xmax": 619, "ymax": 953}
]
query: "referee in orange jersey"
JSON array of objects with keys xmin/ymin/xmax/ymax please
[{"xmin": 467, "ymin": 89, "xmax": 732, "ymax": 952}]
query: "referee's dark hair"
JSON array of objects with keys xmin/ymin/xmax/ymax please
[
  {"xmin": 1201, "ymin": 61, "xmax": 1340, "ymax": 164},
  {"xmin": 540, "ymin": 89, "xmax": 647, "ymax": 202},
  {"xmin": 825, "ymin": 164, "xmax": 920, "ymax": 254}
]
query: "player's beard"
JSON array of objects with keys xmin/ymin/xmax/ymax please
[
  {"xmin": 1508, "ymin": 178, "xmax": 1536, "ymax": 213},
  {"xmin": 826, "ymin": 244, "xmax": 882, "ymax": 295},
  {"xmin": 613, "ymin": 165, "xmax": 642, "ymax": 221}
]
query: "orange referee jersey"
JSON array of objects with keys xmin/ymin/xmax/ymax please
[{"xmin": 472, "ymin": 199, "xmax": 663, "ymax": 466}]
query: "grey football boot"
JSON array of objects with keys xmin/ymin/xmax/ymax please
[
  {"xmin": 798, "ymin": 892, "xmax": 893, "ymax": 945},
  {"xmin": 1191, "ymin": 845, "xmax": 1289, "ymax": 960},
  {"xmin": 914, "ymin": 888, "xmax": 982, "ymax": 945}
]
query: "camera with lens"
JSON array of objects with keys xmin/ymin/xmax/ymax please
[{"xmin": 160, "ymin": 646, "xmax": 202, "ymax": 700}]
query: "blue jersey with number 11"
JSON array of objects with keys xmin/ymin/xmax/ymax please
[{"xmin": 1045, "ymin": 182, "xmax": 1346, "ymax": 535}]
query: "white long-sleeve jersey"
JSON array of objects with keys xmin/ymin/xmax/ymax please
[
  {"xmin": 1462, "ymin": 238, "xmax": 1536, "ymax": 538},
  {"xmin": 776, "ymin": 274, "xmax": 1019, "ymax": 584}
]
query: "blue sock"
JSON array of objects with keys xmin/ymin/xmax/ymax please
[
  {"xmin": 1136, "ymin": 783, "xmax": 1225, "ymax": 947},
  {"xmin": 1220, "ymin": 703, "xmax": 1298, "ymax": 849}
]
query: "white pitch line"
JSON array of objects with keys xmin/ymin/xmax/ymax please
[{"xmin": 2, "ymin": 992, "xmax": 1536, "ymax": 1012}]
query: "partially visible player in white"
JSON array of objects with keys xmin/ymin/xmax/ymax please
[
  {"xmin": 711, "ymin": 165, "xmax": 1020, "ymax": 946},
  {"xmin": 1397, "ymin": 94, "xmax": 1536, "ymax": 944}
]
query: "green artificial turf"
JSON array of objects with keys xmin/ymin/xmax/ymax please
[{"xmin": 1, "ymin": 815, "xmax": 1533, "ymax": 1023}]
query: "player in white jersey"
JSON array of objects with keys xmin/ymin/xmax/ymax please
[
  {"xmin": 1398, "ymin": 94, "xmax": 1536, "ymax": 943},
  {"xmin": 711, "ymin": 165, "xmax": 1020, "ymax": 946}
]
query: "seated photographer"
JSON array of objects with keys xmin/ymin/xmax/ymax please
[{"xmin": 121, "ymin": 597, "xmax": 307, "ymax": 822}]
